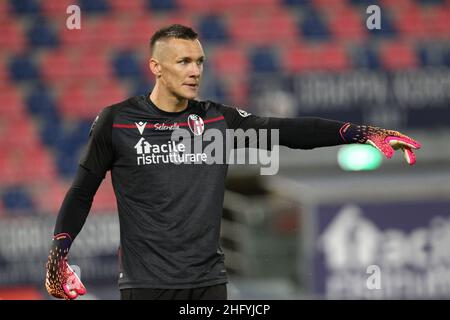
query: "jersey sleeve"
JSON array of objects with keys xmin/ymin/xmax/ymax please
[
  {"xmin": 78, "ymin": 107, "xmax": 114, "ymax": 178},
  {"xmin": 215, "ymin": 102, "xmax": 348, "ymax": 150}
]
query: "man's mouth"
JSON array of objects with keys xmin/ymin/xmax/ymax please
[{"xmin": 184, "ymin": 83, "xmax": 199, "ymax": 89}]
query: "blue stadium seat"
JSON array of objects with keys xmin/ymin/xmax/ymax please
[
  {"xmin": 56, "ymin": 152, "xmax": 79, "ymax": 178},
  {"xmin": 2, "ymin": 186, "xmax": 35, "ymax": 213},
  {"xmin": 300, "ymin": 8, "xmax": 330, "ymax": 40},
  {"xmin": 8, "ymin": 55, "xmax": 39, "ymax": 81},
  {"xmin": 351, "ymin": 46, "xmax": 380, "ymax": 69},
  {"xmin": 367, "ymin": 13, "xmax": 397, "ymax": 38},
  {"xmin": 132, "ymin": 78, "xmax": 155, "ymax": 97},
  {"xmin": 40, "ymin": 118, "xmax": 63, "ymax": 147},
  {"xmin": 350, "ymin": 0, "xmax": 379, "ymax": 5},
  {"xmin": 9, "ymin": 0, "xmax": 40, "ymax": 15},
  {"xmin": 113, "ymin": 52, "xmax": 143, "ymax": 79},
  {"xmin": 26, "ymin": 84, "xmax": 59, "ymax": 118},
  {"xmin": 250, "ymin": 48, "xmax": 279, "ymax": 73},
  {"xmin": 147, "ymin": 0, "xmax": 177, "ymax": 11},
  {"xmin": 27, "ymin": 18, "xmax": 59, "ymax": 47},
  {"xmin": 198, "ymin": 16, "xmax": 228, "ymax": 43},
  {"xmin": 282, "ymin": 0, "xmax": 309, "ymax": 7},
  {"xmin": 417, "ymin": 45, "xmax": 447, "ymax": 67},
  {"xmin": 78, "ymin": 0, "xmax": 110, "ymax": 13}
]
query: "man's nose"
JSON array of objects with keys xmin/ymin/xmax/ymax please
[{"xmin": 189, "ymin": 62, "xmax": 202, "ymax": 77}]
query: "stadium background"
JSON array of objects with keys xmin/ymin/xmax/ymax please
[{"xmin": 0, "ymin": 0, "xmax": 449, "ymax": 299}]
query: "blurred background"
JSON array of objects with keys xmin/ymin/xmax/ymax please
[{"xmin": 0, "ymin": 0, "xmax": 449, "ymax": 300}]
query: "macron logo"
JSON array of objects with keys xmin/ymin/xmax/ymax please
[{"xmin": 135, "ymin": 121, "xmax": 147, "ymax": 135}]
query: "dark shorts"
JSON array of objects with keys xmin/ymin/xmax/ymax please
[{"xmin": 120, "ymin": 283, "xmax": 227, "ymax": 300}]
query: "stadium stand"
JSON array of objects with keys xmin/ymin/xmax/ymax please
[{"xmin": 0, "ymin": 0, "xmax": 449, "ymax": 216}]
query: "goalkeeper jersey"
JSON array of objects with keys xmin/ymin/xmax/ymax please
[{"xmin": 79, "ymin": 94, "xmax": 346, "ymax": 289}]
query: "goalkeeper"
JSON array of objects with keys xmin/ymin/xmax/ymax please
[{"xmin": 45, "ymin": 24, "xmax": 421, "ymax": 300}]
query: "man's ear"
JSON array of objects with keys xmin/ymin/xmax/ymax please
[{"xmin": 149, "ymin": 58, "xmax": 161, "ymax": 78}]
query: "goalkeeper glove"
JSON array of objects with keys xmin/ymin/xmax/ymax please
[
  {"xmin": 340, "ymin": 123, "xmax": 421, "ymax": 165},
  {"xmin": 45, "ymin": 233, "xmax": 86, "ymax": 300}
]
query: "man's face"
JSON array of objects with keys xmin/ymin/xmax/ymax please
[{"xmin": 152, "ymin": 38, "xmax": 205, "ymax": 100}]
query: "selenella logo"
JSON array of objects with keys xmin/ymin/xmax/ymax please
[{"xmin": 187, "ymin": 114, "xmax": 204, "ymax": 136}]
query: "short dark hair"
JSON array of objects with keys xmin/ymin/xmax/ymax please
[{"xmin": 150, "ymin": 24, "xmax": 198, "ymax": 54}]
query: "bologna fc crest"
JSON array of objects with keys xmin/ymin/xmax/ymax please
[{"xmin": 187, "ymin": 114, "xmax": 204, "ymax": 136}]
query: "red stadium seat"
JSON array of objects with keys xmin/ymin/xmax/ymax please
[
  {"xmin": 40, "ymin": 49, "xmax": 75, "ymax": 83},
  {"xmin": 327, "ymin": 7, "xmax": 367, "ymax": 42},
  {"xmin": 91, "ymin": 174, "xmax": 117, "ymax": 213},
  {"xmin": 228, "ymin": 9, "xmax": 298, "ymax": 45},
  {"xmin": 91, "ymin": 80, "xmax": 128, "ymax": 110},
  {"xmin": 0, "ymin": 19, "xmax": 26, "ymax": 53},
  {"xmin": 379, "ymin": 42, "xmax": 418, "ymax": 70},
  {"xmin": 41, "ymin": 0, "xmax": 75, "ymax": 17},
  {"xmin": 88, "ymin": 16, "xmax": 130, "ymax": 50},
  {"xmin": 428, "ymin": 7, "xmax": 450, "ymax": 39},
  {"xmin": 210, "ymin": 46, "xmax": 249, "ymax": 77},
  {"xmin": 312, "ymin": 0, "xmax": 347, "ymax": 11},
  {"xmin": 59, "ymin": 17, "xmax": 96, "ymax": 48},
  {"xmin": 109, "ymin": 0, "xmax": 145, "ymax": 13},
  {"xmin": 58, "ymin": 80, "xmax": 128, "ymax": 120},
  {"xmin": 379, "ymin": 0, "xmax": 414, "ymax": 11},
  {"xmin": 73, "ymin": 48, "xmax": 112, "ymax": 79},
  {"xmin": 316, "ymin": 43, "xmax": 350, "ymax": 71},
  {"xmin": 394, "ymin": 6, "xmax": 428, "ymax": 40},
  {"xmin": 159, "ymin": 12, "xmax": 195, "ymax": 31},
  {"xmin": 32, "ymin": 179, "xmax": 71, "ymax": 214},
  {"xmin": 282, "ymin": 44, "xmax": 320, "ymax": 73},
  {"xmin": 57, "ymin": 82, "xmax": 91, "ymax": 120},
  {"xmin": 0, "ymin": 85, "xmax": 27, "ymax": 121},
  {"xmin": 178, "ymin": 0, "xmax": 280, "ymax": 14},
  {"xmin": 125, "ymin": 16, "xmax": 161, "ymax": 48}
]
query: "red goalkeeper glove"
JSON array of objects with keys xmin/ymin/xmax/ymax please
[
  {"xmin": 340, "ymin": 124, "xmax": 422, "ymax": 165},
  {"xmin": 45, "ymin": 233, "xmax": 86, "ymax": 300}
]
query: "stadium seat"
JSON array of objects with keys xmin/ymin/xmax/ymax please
[
  {"xmin": 379, "ymin": 42, "xmax": 418, "ymax": 70},
  {"xmin": 26, "ymin": 84, "xmax": 59, "ymax": 119},
  {"xmin": 327, "ymin": 7, "xmax": 367, "ymax": 42},
  {"xmin": 300, "ymin": 8, "xmax": 330, "ymax": 40},
  {"xmin": 88, "ymin": 16, "xmax": 130, "ymax": 50},
  {"xmin": 32, "ymin": 179, "xmax": 71, "ymax": 214},
  {"xmin": 1, "ymin": 186, "xmax": 35, "ymax": 213},
  {"xmin": 282, "ymin": 44, "xmax": 320, "ymax": 72},
  {"xmin": 0, "ymin": 19, "xmax": 26, "ymax": 53},
  {"xmin": 74, "ymin": 48, "xmax": 112, "ymax": 79},
  {"xmin": 125, "ymin": 16, "xmax": 160, "ymax": 47},
  {"xmin": 198, "ymin": 16, "xmax": 229, "ymax": 43},
  {"xmin": 350, "ymin": 46, "xmax": 381, "ymax": 70},
  {"xmin": 316, "ymin": 43, "xmax": 350, "ymax": 71},
  {"xmin": 41, "ymin": 0, "xmax": 74, "ymax": 17},
  {"xmin": 112, "ymin": 51, "xmax": 143, "ymax": 78},
  {"xmin": 40, "ymin": 49, "xmax": 74, "ymax": 83},
  {"xmin": 109, "ymin": 0, "xmax": 145, "ymax": 13},
  {"xmin": 250, "ymin": 48, "xmax": 280, "ymax": 73},
  {"xmin": 27, "ymin": 18, "xmax": 59, "ymax": 47},
  {"xmin": 367, "ymin": 12, "xmax": 397, "ymax": 38},
  {"xmin": 158, "ymin": 12, "xmax": 195, "ymax": 30},
  {"xmin": 78, "ymin": 0, "xmax": 110, "ymax": 13},
  {"xmin": 394, "ymin": 5, "xmax": 428, "ymax": 39},
  {"xmin": 8, "ymin": 54, "xmax": 40, "ymax": 82},
  {"xmin": 228, "ymin": 9, "xmax": 298, "ymax": 45},
  {"xmin": 428, "ymin": 7, "xmax": 450, "ymax": 39},
  {"xmin": 91, "ymin": 174, "xmax": 117, "ymax": 213},
  {"xmin": 282, "ymin": 0, "xmax": 309, "ymax": 7},
  {"xmin": 210, "ymin": 46, "xmax": 249, "ymax": 77},
  {"xmin": 9, "ymin": 0, "xmax": 40, "ymax": 15},
  {"xmin": 147, "ymin": 0, "xmax": 177, "ymax": 11},
  {"xmin": 0, "ymin": 85, "xmax": 28, "ymax": 121}
]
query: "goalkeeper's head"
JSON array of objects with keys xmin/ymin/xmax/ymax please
[{"xmin": 149, "ymin": 24, "xmax": 205, "ymax": 101}]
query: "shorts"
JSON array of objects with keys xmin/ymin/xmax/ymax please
[{"xmin": 120, "ymin": 283, "xmax": 227, "ymax": 300}]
